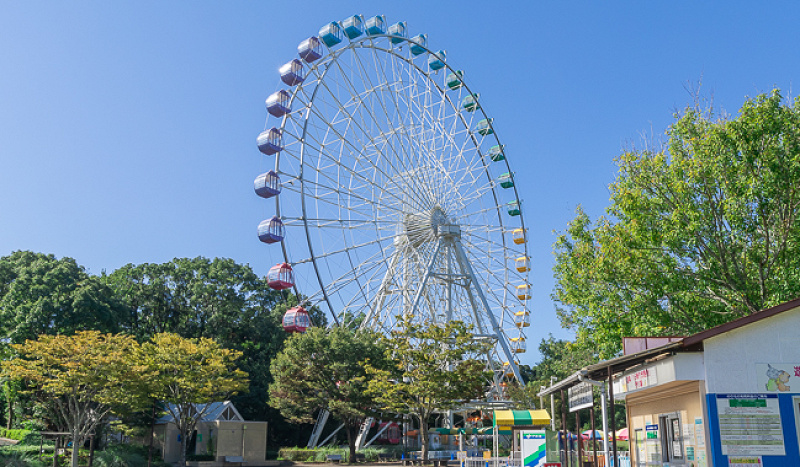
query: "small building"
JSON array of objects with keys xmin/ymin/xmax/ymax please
[
  {"xmin": 155, "ymin": 401, "xmax": 267, "ymax": 466},
  {"xmin": 540, "ymin": 297, "xmax": 800, "ymax": 467}
]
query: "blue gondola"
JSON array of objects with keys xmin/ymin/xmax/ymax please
[
  {"xmin": 488, "ymin": 145, "xmax": 505, "ymax": 161},
  {"xmin": 341, "ymin": 15, "xmax": 364, "ymax": 40},
  {"xmin": 298, "ymin": 36, "xmax": 323, "ymax": 63},
  {"xmin": 257, "ymin": 128, "xmax": 282, "ymax": 156},
  {"xmin": 319, "ymin": 22, "xmax": 343, "ymax": 47},
  {"xmin": 476, "ymin": 118, "xmax": 494, "ymax": 136},
  {"xmin": 254, "ymin": 170, "xmax": 282, "ymax": 199},
  {"xmin": 409, "ymin": 34, "xmax": 427, "ymax": 55},
  {"xmin": 258, "ymin": 216, "xmax": 285, "ymax": 244},
  {"xmin": 388, "ymin": 21, "xmax": 407, "ymax": 44},
  {"xmin": 266, "ymin": 90, "xmax": 291, "ymax": 118},
  {"xmin": 365, "ymin": 15, "xmax": 386, "ymax": 35},
  {"xmin": 280, "ymin": 59, "xmax": 305, "ymax": 86},
  {"xmin": 462, "ymin": 93, "xmax": 480, "ymax": 112},
  {"xmin": 428, "ymin": 50, "xmax": 446, "ymax": 71}
]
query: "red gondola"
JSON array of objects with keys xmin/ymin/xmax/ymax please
[
  {"xmin": 282, "ymin": 306, "xmax": 310, "ymax": 333},
  {"xmin": 267, "ymin": 263, "xmax": 294, "ymax": 290}
]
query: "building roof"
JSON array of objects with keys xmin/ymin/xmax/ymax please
[
  {"xmin": 157, "ymin": 400, "xmax": 244, "ymax": 424},
  {"xmin": 538, "ymin": 296, "xmax": 800, "ymax": 396}
]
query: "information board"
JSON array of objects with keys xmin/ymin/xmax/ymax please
[
  {"xmin": 519, "ymin": 430, "xmax": 547, "ymax": 467},
  {"xmin": 568, "ymin": 382, "xmax": 593, "ymax": 412},
  {"xmin": 716, "ymin": 394, "xmax": 785, "ymax": 456}
]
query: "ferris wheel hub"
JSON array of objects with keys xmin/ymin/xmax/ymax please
[{"xmin": 400, "ymin": 206, "xmax": 458, "ymax": 247}]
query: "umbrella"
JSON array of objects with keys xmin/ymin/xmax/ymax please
[
  {"xmin": 615, "ymin": 427, "xmax": 629, "ymax": 440},
  {"xmin": 582, "ymin": 430, "xmax": 605, "ymax": 440}
]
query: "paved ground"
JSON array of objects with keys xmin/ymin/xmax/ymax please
[{"xmin": 0, "ymin": 437, "xmax": 20, "ymax": 446}]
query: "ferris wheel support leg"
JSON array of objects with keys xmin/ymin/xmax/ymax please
[
  {"xmin": 452, "ymin": 237, "xmax": 525, "ymax": 384},
  {"xmin": 407, "ymin": 241, "xmax": 443, "ymax": 320},
  {"xmin": 308, "ymin": 409, "xmax": 330, "ymax": 447}
]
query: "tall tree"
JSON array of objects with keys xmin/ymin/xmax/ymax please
[
  {"xmin": 269, "ymin": 326, "xmax": 389, "ymax": 462},
  {"xmin": 1, "ymin": 331, "xmax": 142, "ymax": 467},
  {"xmin": 138, "ymin": 332, "xmax": 248, "ymax": 467},
  {"xmin": 554, "ymin": 90, "xmax": 800, "ymax": 355},
  {"xmin": 366, "ymin": 318, "xmax": 491, "ymax": 461},
  {"xmin": 0, "ymin": 251, "xmax": 124, "ymax": 343},
  {"xmin": 105, "ymin": 257, "xmax": 326, "ymax": 444}
]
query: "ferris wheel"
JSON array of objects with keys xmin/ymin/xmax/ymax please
[{"xmin": 255, "ymin": 15, "xmax": 531, "ymax": 393}]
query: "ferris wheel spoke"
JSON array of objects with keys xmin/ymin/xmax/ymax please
[{"xmin": 305, "ymin": 59, "xmax": 435, "ymax": 208}]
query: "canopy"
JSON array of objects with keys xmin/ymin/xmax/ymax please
[
  {"xmin": 615, "ymin": 427, "xmax": 629, "ymax": 440},
  {"xmin": 493, "ymin": 410, "xmax": 551, "ymax": 428}
]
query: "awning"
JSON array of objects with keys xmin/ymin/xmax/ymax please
[{"xmin": 493, "ymin": 409, "xmax": 551, "ymax": 427}]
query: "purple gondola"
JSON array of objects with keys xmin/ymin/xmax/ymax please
[
  {"xmin": 254, "ymin": 171, "xmax": 281, "ymax": 199},
  {"xmin": 257, "ymin": 128, "xmax": 282, "ymax": 155},
  {"xmin": 258, "ymin": 216, "xmax": 285, "ymax": 244},
  {"xmin": 280, "ymin": 59, "xmax": 305, "ymax": 86},
  {"xmin": 266, "ymin": 90, "xmax": 291, "ymax": 117},
  {"xmin": 298, "ymin": 36, "xmax": 323, "ymax": 63}
]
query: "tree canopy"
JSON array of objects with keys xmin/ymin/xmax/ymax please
[
  {"xmin": 139, "ymin": 332, "xmax": 249, "ymax": 467},
  {"xmin": 269, "ymin": 326, "xmax": 389, "ymax": 461},
  {"xmin": 553, "ymin": 89, "xmax": 800, "ymax": 356},
  {"xmin": 1, "ymin": 331, "xmax": 142, "ymax": 467},
  {"xmin": 0, "ymin": 251, "xmax": 124, "ymax": 343},
  {"xmin": 366, "ymin": 317, "xmax": 491, "ymax": 461}
]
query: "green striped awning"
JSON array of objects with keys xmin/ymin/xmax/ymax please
[{"xmin": 493, "ymin": 410, "xmax": 551, "ymax": 427}]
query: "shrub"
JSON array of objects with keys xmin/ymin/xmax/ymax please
[{"xmin": 94, "ymin": 444, "xmax": 169, "ymax": 467}]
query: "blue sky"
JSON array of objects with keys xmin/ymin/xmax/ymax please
[{"xmin": 2, "ymin": 1, "xmax": 799, "ymax": 367}]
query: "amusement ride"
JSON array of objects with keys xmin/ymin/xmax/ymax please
[{"xmin": 254, "ymin": 14, "xmax": 532, "ymax": 447}]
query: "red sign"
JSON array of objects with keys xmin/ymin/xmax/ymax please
[{"xmin": 543, "ymin": 463, "xmax": 561, "ymax": 467}]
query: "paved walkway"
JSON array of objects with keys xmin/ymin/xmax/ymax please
[{"xmin": 0, "ymin": 437, "xmax": 20, "ymax": 446}]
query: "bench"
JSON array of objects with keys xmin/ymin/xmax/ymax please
[
  {"xmin": 355, "ymin": 453, "xmax": 366, "ymax": 462},
  {"xmin": 224, "ymin": 456, "xmax": 244, "ymax": 466},
  {"xmin": 378, "ymin": 453, "xmax": 396, "ymax": 462},
  {"xmin": 326, "ymin": 454, "xmax": 343, "ymax": 463}
]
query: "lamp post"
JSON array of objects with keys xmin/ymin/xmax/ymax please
[{"xmin": 550, "ymin": 376, "xmax": 557, "ymax": 430}]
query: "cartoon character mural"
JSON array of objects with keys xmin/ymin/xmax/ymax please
[{"xmin": 765, "ymin": 364, "xmax": 791, "ymax": 392}]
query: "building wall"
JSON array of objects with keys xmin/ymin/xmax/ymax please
[
  {"xmin": 703, "ymin": 305, "xmax": 800, "ymax": 467},
  {"xmin": 626, "ymin": 380, "xmax": 707, "ymax": 466},
  {"xmin": 155, "ymin": 420, "xmax": 267, "ymax": 465}
]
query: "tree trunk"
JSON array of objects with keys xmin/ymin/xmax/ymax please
[
  {"xmin": 347, "ymin": 423, "xmax": 357, "ymax": 464},
  {"xmin": 420, "ymin": 421, "xmax": 429, "ymax": 461},
  {"xmin": 71, "ymin": 428, "xmax": 81, "ymax": 467},
  {"xmin": 179, "ymin": 426, "xmax": 188, "ymax": 467}
]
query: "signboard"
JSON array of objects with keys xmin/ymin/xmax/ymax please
[
  {"xmin": 457, "ymin": 451, "xmax": 467, "ymax": 461},
  {"xmin": 543, "ymin": 464, "xmax": 561, "ymax": 467},
  {"xmin": 519, "ymin": 430, "xmax": 547, "ymax": 467},
  {"xmin": 614, "ymin": 367, "xmax": 657, "ymax": 395},
  {"xmin": 568, "ymin": 382, "xmax": 593, "ymax": 412},
  {"xmin": 716, "ymin": 394, "xmax": 785, "ymax": 456}
]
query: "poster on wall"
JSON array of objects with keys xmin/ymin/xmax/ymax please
[
  {"xmin": 519, "ymin": 430, "xmax": 547, "ymax": 467},
  {"xmin": 756, "ymin": 363, "xmax": 799, "ymax": 392},
  {"xmin": 716, "ymin": 394, "xmax": 785, "ymax": 456}
]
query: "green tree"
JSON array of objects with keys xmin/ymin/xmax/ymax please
[
  {"xmin": 138, "ymin": 333, "xmax": 248, "ymax": 467},
  {"xmin": 554, "ymin": 90, "xmax": 800, "ymax": 355},
  {"xmin": 105, "ymin": 257, "xmax": 326, "ymax": 444},
  {"xmin": 366, "ymin": 318, "xmax": 491, "ymax": 461},
  {"xmin": 1, "ymin": 331, "xmax": 142, "ymax": 467},
  {"xmin": 269, "ymin": 326, "xmax": 389, "ymax": 462},
  {"xmin": 0, "ymin": 251, "xmax": 124, "ymax": 343}
]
